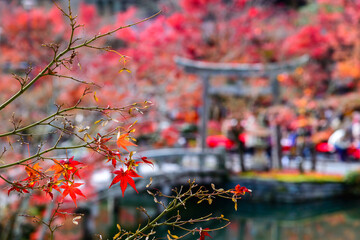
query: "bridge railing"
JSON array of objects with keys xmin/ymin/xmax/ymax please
[
  {"xmin": 135, "ymin": 147, "xmax": 227, "ymax": 176},
  {"xmin": 91, "ymin": 148, "xmax": 229, "ymax": 201}
]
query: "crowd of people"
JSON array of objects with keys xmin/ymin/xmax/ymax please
[{"xmin": 207, "ymin": 102, "xmax": 360, "ymax": 166}]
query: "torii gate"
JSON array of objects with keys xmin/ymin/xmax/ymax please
[{"xmin": 175, "ymin": 55, "xmax": 309, "ymax": 169}]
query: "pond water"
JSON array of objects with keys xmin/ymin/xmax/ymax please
[
  {"xmin": 212, "ymin": 199, "xmax": 360, "ymax": 240},
  {"xmin": 104, "ymin": 196, "xmax": 360, "ymax": 240}
]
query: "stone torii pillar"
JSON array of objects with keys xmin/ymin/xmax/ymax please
[{"xmin": 175, "ymin": 55, "xmax": 309, "ymax": 169}]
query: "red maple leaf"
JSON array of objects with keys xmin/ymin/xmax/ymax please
[
  {"xmin": 106, "ymin": 150, "xmax": 121, "ymax": 168},
  {"xmin": 60, "ymin": 156, "xmax": 83, "ymax": 179},
  {"xmin": 107, "ymin": 155, "xmax": 118, "ymax": 168},
  {"xmin": 60, "ymin": 182, "xmax": 86, "ymax": 207},
  {"xmin": 199, "ymin": 228, "xmax": 212, "ymax": 240},
  {"xmin": 117, "ymin": 132, "xmax": 137, "ymax": 152},
  {"xmin": 231, "ymin": 184, "xmax": 251, "ymax": 196},
  {"xmin": 140, "ymin": 156, "xmax": 153, "ymax": 166},
  {"xmin": 43, "ymin": 177, "xmax": 62, "ymax": 199},
  {"xmin": 94, "ymin": 133, "xmax": 112, "ymax": 152},
  {"xmin": 8, "ymin": 182, "xmax": 29, "ymax": 195},
  {"xmin": 109, "ymin": 168, "xmax": 142, "ymax": 197}
]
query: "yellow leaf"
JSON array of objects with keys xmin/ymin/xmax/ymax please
[
  {"xmin": 220, "ymin": 214, "xmax": 230, "ymax": 221},
  {"xmin": 77, "ymin": 126, "xmax": 89, "ymax": 133},
  {"xmin": 167, "ymin": 230, "xmax": 179, "ymax": 239},
  {"xmin": 113, "ymin": 232, "xmax": 120, "ymax": 240},
  {"xmin": 117, "ymin": 224, "xmax": 121, "ymax": 231},
  {"xmin": 119, "ymin": 68, "xmax": 131, "ymax": 73},
  {"xmin": 129, "ymin": 120, "xmax": 138, "ymax": 129},
  {"xmin": 94, "ymin": 119, "xmax": 102, "ymax": 124},
  {"xmin": 84, "ymin": 133, "xmax": 92, "ymax": 142},
  {"xmin": 94, "ymin": 91, "xmax": 99, "ymax": 102}
]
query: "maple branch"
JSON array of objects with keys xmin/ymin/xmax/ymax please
[
  {"xmin": 0, "ymin": 143, "xmax": 90, "ymax": 170},
  {"xmin": 118, "ymin": 181, "xmax": 240, "ymax": 240},
  {"xmin": 0, "ymin": 103, "xmax": 141, "ymax": 138},
  {"xmin": 0, "ymin": 62, "xmax": 55, "ymax": 112},
  {"xmin": 70, "ymin": 11, "xmax": 162, "ymax": 52},
  {"xmin": 0, "ymin": 1, "xmax": 162, "ymax": 238},
  {"xmin": 52, "ymin": 74, "xmax": 101, "ymax": 87},
  {"xmin": 0, "ymin": 4, "xmax": 160, "ymax": 112},
  {"xmin": 0, "ymin": 174, "xmax": 13, "ymax": 185}
]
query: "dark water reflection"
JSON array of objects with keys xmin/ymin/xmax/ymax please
[
  {"xmin": 217, "ymin": 199, "xmax": 360, "ymax": 240},
  {"xmin": 113, "ymin": 197, "xmax": 360, "ymax": 240}
]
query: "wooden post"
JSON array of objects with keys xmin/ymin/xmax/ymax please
[
  {"xmin": 200, "ymin": 74, "xmax": 210, "ymax": 152},
  {"xmin": 311, "ymin": 142, "xmax": 317, "ymax": 171},
  {"xmin": 270, "ymin": 75, "xmax": 282, "ymax": 170},
  {"xmin": 271, "ymin": 221, "xmax": 282, "ymax": 240}
]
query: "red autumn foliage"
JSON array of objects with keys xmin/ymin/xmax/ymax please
[
  {"xmin": 109, "ymin": 168, "xmax": 143, "ymax": 197},
  {"xmin": 231, "ymin": 184, "xmax": 251, "ymax": 196},
  {"xmin": 198, "ymin": 228, "xmax": 212, "ymax": 240},
  {"xmin": 60, "ymin": 182, "xmax": 86, "ymax": 207},
  {"xmin": 284, "ymin": 25, "xmax": 330, "ymax": 59},
  {"xmin": 1, "ymin": 2, "xmax": 360, "ymax": 238}
]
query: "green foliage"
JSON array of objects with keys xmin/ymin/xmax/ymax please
[
  {"xmin": 321, "ymin": 3, "xmax": 344, "ymax": 13},
  {"xmin": 344, "ymin": 170, "xmax": 360, "ymax": 185},
  {"xmin": 297, "ymin": 3, "xmax": 318, "ymax": 26},
  {"xmin": 344, "ymin": 170, "xmax": 360, "ymax": 195},
  {"xmin": 240, "ymin": 171, "xmax": 344, "ymax": 183}
]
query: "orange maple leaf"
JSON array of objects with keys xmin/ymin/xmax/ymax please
[
  {"xmin": 116, "ymin": 132, "xmax": 137, "ymax": 152},
  {"xmin": 47, "ymin": 160, "xmax": 64, "ymax": 176},
  {"xmin": 47, "ymin": 157, "xmax": 82, "ymax": 180},
  {"xmin": 22, "ymin": 163, "xmax": 43, "ymax": 187},
  {"xmin": 25, "ymin": 163, "xmax": 42, "ymax": 178},
  {"xmin": 25, "ymin": 163, "xmax": 42, "ymax": 179}
]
